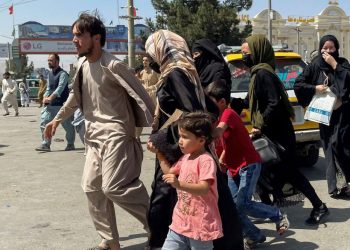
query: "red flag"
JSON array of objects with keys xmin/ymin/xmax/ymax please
[
  {"xmin": 9, "ymin": 5, "xmax": 14, "ymax": 15},
  {"xmin": 133, "ymin": 7, "xmax": 136, "ymax": 17}
]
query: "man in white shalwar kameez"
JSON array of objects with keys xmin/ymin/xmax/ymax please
[
  {"xmin": 1, "ymin": 72, "xmax": 19, "ymax": 116},
  {"xmin": 44, "ymin": 13, "xmax": 154, "ymax": 250}
]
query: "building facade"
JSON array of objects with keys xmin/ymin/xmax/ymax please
[{"xmin": 242, "ymin": 0, "xmax": 350, "ymax": 61}]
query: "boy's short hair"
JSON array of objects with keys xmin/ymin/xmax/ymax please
[
  {"xmin": 205, "ymin": 79, "xmax": 231, "ymax": 104},
  {"xmin": 178, "ymin": 111, "xmax": 214, "ymax": 145}
]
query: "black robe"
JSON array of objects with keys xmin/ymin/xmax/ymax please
[
  {"xmin": 232, "ymin": 69, "xmax": 322, "ymax": 207},
  {"xmin": 148, "ymin": 68, "xmax": 243, "ymax": 249},
  {"xmin": 295, "ymin": 58, "xmax": 350, "ymax": 194}
]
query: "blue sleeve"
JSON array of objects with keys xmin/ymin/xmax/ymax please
[{"xmin": 52, "ymin": 72, "xmax": 69, "ymax": 97}]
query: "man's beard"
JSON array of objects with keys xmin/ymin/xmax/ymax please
[{"xmin": 78, "ymin": 44, "xmax": 93, "ymax": 57}]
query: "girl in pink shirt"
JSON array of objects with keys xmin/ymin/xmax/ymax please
[{"xmin": 147, "ymin": 112, "xmax": 223, "ymax": 250}]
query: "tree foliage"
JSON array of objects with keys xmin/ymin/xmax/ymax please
[
  {"xmin": 146, "ymin": 0, "xmax": 252, "ymax": 46},
  {"xmin": 5, "ymin": 55, "xmax": 34, "ymax": 79}
]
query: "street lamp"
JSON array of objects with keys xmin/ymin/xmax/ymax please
[{"xmin": 268, "ymin": 0, "xmax": 272, "ymax": 42}]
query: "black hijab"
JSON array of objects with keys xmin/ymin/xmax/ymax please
[
  {"xmin": 192, "ymin": 39, "xmax": 232, "ymax": 89},
  {"xmin": 317, "ymin": 35, "xmax": 340, "ymax": 71}
]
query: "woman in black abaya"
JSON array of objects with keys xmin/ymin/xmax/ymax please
[{"xmin": 295, "ymin": 35, "xmax": 350, "ymax": 198}]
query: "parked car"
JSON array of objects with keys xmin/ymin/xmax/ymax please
[
  {"xmin": 15, "ymin": 78, "xmax": 40, "ymax": 105},
  {"xmin": 225, "ymin": 48, "xmax": 320, "ymax": 167}
]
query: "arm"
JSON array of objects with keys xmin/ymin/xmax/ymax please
[
  {"xmin": 44, "ymin": 91, "xmax": 78, "ymax": 140},
  {"xmin": 44, "ymin": 72, "xmax": 68, "ymax": 104},
  {"xmin": 9, "ymin": 80, "xmax": 18, "ymax": 93},
  {"xmin": 294, "ymin": 64, "xmax": 319, "ymax": 107},
  {"xmin": 163, "ymin": 174, "xmax": 210, "ymax": 196},
  {"xmin": 331, "ymin": 60, "xmax": 350, "ymax": 103},
  {"xmin": 162, "ymin": 69, "xmax": 204, "ymax": 114}
]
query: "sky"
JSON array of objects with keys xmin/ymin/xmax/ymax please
[{"xmin": 0, "ymin": 0, "xmax": 349, "ymax": 71}]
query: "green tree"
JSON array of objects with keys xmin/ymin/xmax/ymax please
[
  {"xmin": 146, "ymin": 0, "xmax": 253, "ymax": 46},
  {"xmin": 5, "ymin": 55, "xmax": 34, "ymax": 79}
]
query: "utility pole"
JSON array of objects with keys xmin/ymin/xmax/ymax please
[
  {"xmin": 295, "ymin": 27, "xmax": 301, "ymax": 54},
  {"xmin": 120, "ymin": 0, "xmax": 141, "ymax": 68},
  {"xmin": 268, "ymin": 0, "xmax": 272, "ymax": 42}
]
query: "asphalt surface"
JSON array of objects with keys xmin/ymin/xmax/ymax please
[{"xmin": 0, "ymin": 104, "xmax": 349, "ymax": 250}]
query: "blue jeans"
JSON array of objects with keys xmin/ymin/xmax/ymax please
[
  {"xmin": 40, "ymin": 105, "xmax": 75, "ymax": 146},
  {"xmin": 162, "ymin": 229, "xmax": 213, "ymax": 250},
  {"xmin": 227, "ymin": 163, "xmax": 280, "ymax": 241}
]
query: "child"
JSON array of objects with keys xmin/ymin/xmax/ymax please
[
  {"xmin": 147, "ymin": 111, "xmax": 223, "ymax": 250},
  {"xmin": 206, "ymin": 80, "xmax": 289, "ymax": 248}
]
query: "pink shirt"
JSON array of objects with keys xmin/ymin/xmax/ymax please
[{"xmin": 169, "ymin": 152, "xmax": 223, "ymax": 241}]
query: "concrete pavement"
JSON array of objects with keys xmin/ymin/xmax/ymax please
[{"xmin": 0, "ymin": 104, "xmax": 349, "ymax": 250}]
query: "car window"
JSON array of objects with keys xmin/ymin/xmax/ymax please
[
  {"xmin": 27, "ymin": 79, "xmax": 39, "ymax": 88},
  {"xmin": 275, "ymin": 59, "xmax": 306, "ymax": 90},
  {"xmin": 229, "ymin": 57, "xmax": 306, "ymax": 92}
]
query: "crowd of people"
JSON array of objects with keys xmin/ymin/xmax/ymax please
[{"xmin": 2, "ymin": 12, "xmax": 349, "ymax": 250}]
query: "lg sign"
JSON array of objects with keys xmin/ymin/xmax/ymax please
[
  {"xmin": 22, "ymin": 42, "xmax": 31, "ymax": 50},
  {"xmin": 22, "ymin": 41, "xmax": 42, "ymax": 51}
]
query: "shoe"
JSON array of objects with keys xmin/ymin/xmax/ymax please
[
  {"xmin": 244, "ymin": 235, "xmax": 266, "ymax": 248},
  {"xmin": 15, "ymin": 112, "xmax": 19, "ymax": 116},
  {"xmin": 276, "ymin": 213, "xmax": 289, "ymax": 235},
  {"xmin": 26, "ymin": 104, "xmax": 29, "ymax": 107},
  {"xmin": 3, "ymin": 113, "xmax": 9, "ymax": 116},
  {"xmin": 35, "ymin": 144, "xmax": 51, "ymax": 152},
  {"xmin": 65, "ymin": 144, "xmax": 75, "ymax": 151},
  {"xmin": 305, "ymin": 203, "xmax": 329, "ymax": 225}
]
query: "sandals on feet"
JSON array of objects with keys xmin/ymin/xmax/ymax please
[{"xmin": 276, "ymin": 214, "xmax": 290, "ymax": 235}]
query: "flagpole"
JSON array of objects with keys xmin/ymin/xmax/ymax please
[{"xmin": 12, "ymin": 3, "xmax": 15, "ymax": 39}]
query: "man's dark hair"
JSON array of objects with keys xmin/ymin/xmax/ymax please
[
  {"xmin": 50, "ymin": 53, "xmax": 60, "ymax": 62},
  {"xmin": 72, "ymin": 12, "xmax": 106, "ymax": 47},
  {"xmin": 205, "ymin": 79, "xmax": 231, "ymax": 104},
  {"xmin": 3, "ymin": 72, "xmax": 10, "ymax": 76},
  {"xmin": 178, "ymin": 111, "xmax": 214, "ymax": 145}
]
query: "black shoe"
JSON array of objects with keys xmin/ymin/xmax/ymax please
[
  {"xmin": 3, "ymin": 113, "xmax": 9, "ymax": 116},
  {"xmin": 65, "ymin": 144, "xmax": 75, "ymax": 151},
  {"xmin": 305, "ymin": 203, "xmax": 329, "ymax": 225},
  {"xmin": 35, "ymin": 144, "xmax": 51, "ymax": 152},
  {"xmin": 244, "ymin": 235, "xmax": 266, "ymax": 248},
  {"xmin": 15, "ymin": 112, "xmax": 19, "ymax": 116}
]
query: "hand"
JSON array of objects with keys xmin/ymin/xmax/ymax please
[
  {"xmin": 147, "ymin": 141, "xmax": 158, "ymax": 153},
  {"xmin": 322, "ymin": 52, "xmax": 337, "ymax": 70},
  {"xmin": 251, "ymin": 128, "xmax": 261, "ymax": 137},
  {"xmin": 43, "ymin": 97, "xmax": 52, "ymax": 104},
  {"xmin": 315, "ymin": 85, "xmax": 328, "ymax": 94},
  {"xmin": 44, "ymin": 119, "xmax": 60, "ymax": 140},
  {"xmin": 219, "ymin": 162, "xmax": 228, "ymax": 173},
  {"xmin": 163, "ymin": 174, "xmax": 180, "ymax": 188}
]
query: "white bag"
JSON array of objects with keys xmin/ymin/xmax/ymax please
[{"xmin": 304, "ymin": 87, "xmax": 337, "ymax": 126}]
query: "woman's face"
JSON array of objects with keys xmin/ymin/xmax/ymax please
[
  {"xmin": 241, "ymin": 42, "xmax": 251, "ymax": 55},
  {"xmin": 321, "ymin": 41, "xmax": 336, "ymax": 54}
]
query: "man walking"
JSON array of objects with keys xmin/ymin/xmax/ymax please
[
  {"xmin": 44, "ymin": 13, "xmax": 154, "ymax": 250},
  {"xmin": 1, "ymin": 72, "xmax": 19, "ymax": 116},
  {"xmin": 35, "ymin": 54, "xmax": 75, "ymax": 152}
]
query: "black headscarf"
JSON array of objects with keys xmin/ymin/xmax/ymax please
[
  {"xmin": 192, "ymin": 38, "xmax": 232, "ymax": 90},
  {"xmin": 317, "ymin": 35, "xmax": 340, "ymax": 71}
]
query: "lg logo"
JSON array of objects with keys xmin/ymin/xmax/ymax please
[
  {"xmin": 32, "ymin": 43, "xmax": 42, "ymax": 49},
  {"xmin": 22, "ymin": 42, "xmax": 42, "ymax": 50}
]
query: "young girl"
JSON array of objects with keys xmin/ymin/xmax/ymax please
[{"xmin": 147, "ymin": 111, "xmax": 223, "ymax": 250}]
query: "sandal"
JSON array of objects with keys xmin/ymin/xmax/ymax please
[{"xmin": 276, "ymin": 214, "xmax": 290, "ymax": 235}]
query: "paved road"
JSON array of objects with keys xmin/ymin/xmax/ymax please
[{"xmin": 0, "ymin": 105, "xmax": 349, "ymax": 250}]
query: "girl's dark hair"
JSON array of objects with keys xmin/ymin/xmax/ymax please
[
  {"xmin": 205, "ymin": 79, "xmax": 231, "ymax": 104},
  {"xmin": 177, "ymin": 111, "xmax": 214, "ymax": 145},
  {"xmin": 72, "ymin": 12, "xmax": 106, "ymax": 47}
]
